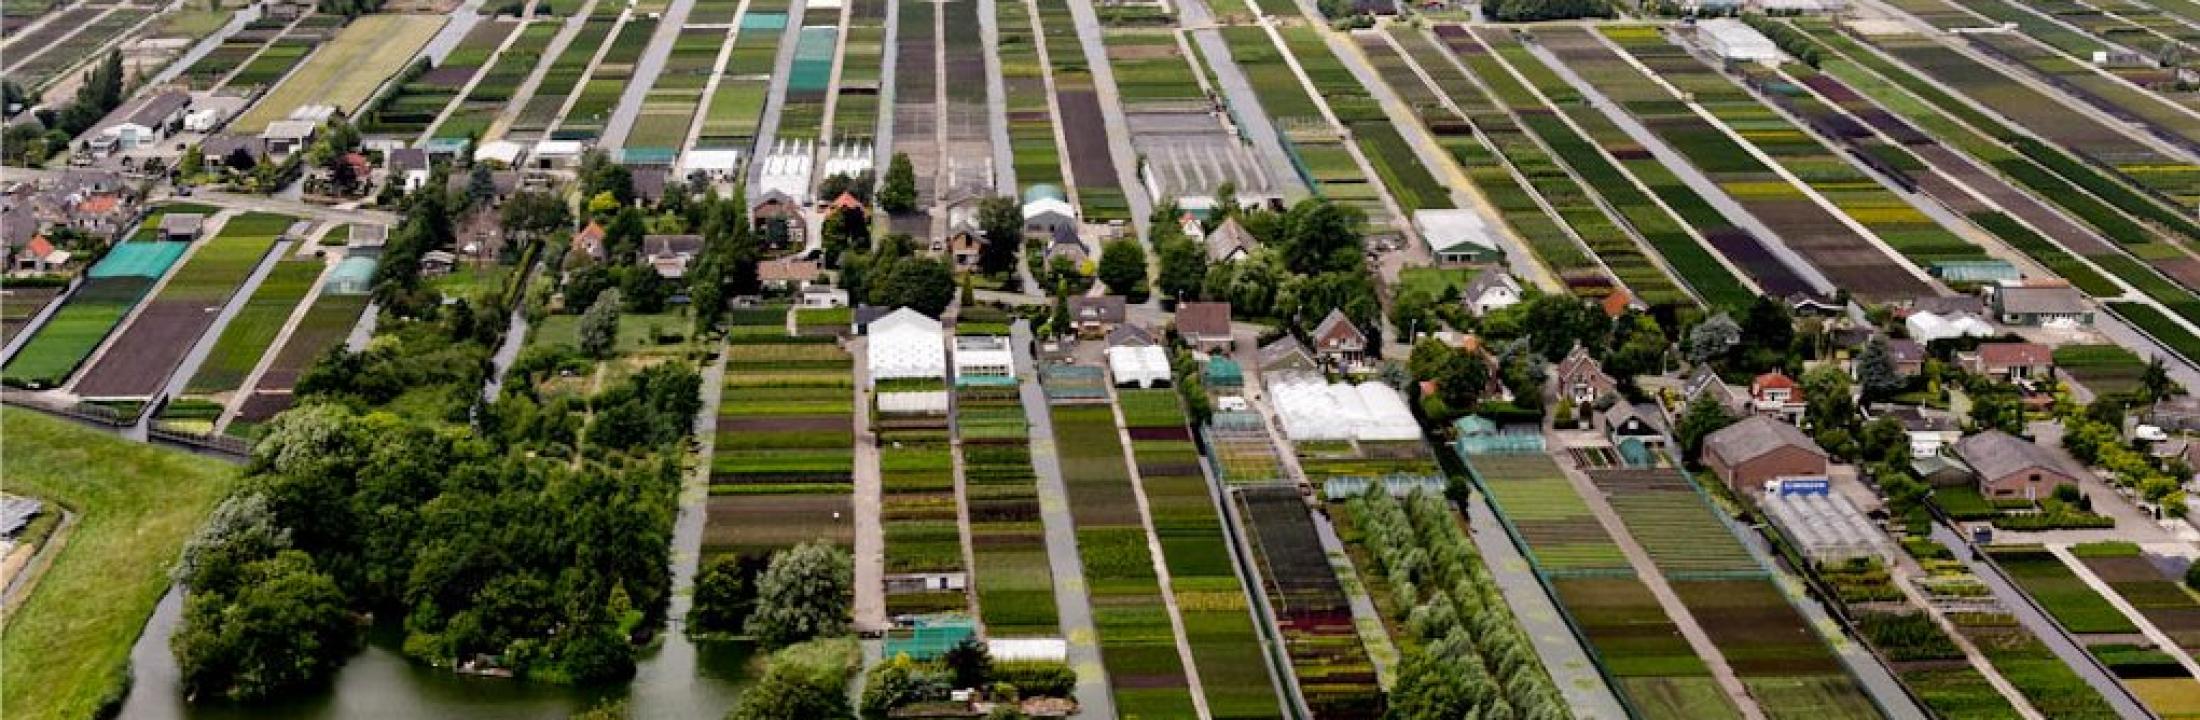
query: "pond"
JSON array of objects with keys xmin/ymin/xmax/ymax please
[{"xmin": 117, "ymin": 588, "xmax": 756, "ymax": 719}]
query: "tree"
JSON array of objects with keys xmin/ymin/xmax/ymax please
[
  {"xmin": 1685, "ymin": 313, "xmax": 1740, "ymax": 364},
  {"xmin": 1603, "ymin": 312, "xmax": 1667, "ymax": 381},
  {"xmin": 861, "ymin": 654, "xmax": 947, "ymax": 715},
  {"xmin": 1675, "ymin": 392, "xmax": 1738, "ymax": 461},
  {"xmin": 2144, "ymin": 356, "xmax": 2178, "ymax": 402},
  {"xmin": 745, "ymin": 542, "xmax": 853, "ymax": 647},
  {"xmin": 1737, "ymin": 297, "xmax": 1795, "ymax": 371},
  {"xmin": 1860, "ymin": 416, "xmax": 1908, "ymax": 463},
  {"xmin": 580, "ymin": 288, "xmax": 623, "ymax": 359},
  {"xmin": 501, "ymin": 191, "xmax": 571, "ymax": 245},
  {"xmin": 942, "ymin": 635, "xmax": 992, "ymax": 689},
  {"xmin": 1155, "ymin": 227, "xmax": 1207, "ymax": 302},
  {"xmin": 175, "ymin": 493, "xmax": 293, "ymax": 593},
  {"xmin": 466, "ymin": 164, "xmax": 496, "ymax": 208},
  {"xmin": 976, "ymin": 195, "xmax": 1022, "ymax": 275},
  {"xmin": 2187, "ymin": 559, "xmax": 2200, "ymax": 593},
  {"xmin": 1097, "ymin": 238, "xmax": 1147, "ymax": 298},
  {"xmin": 1968, "ymin": 382, "xmax": 2025, "ymax": 434},
  {"xmin": 173, "ymin": 550, "xmax": 359, "ymax": 701},
  {"xmin": 1856, "ymin": 338, "xmax": 1904, "ymax": 403},
  {"xmin": 867, "ymin": 254, "xmax": 958, "ymax": 317},
  {"xmin": 729, "ymin": 661, "xmax": 852, "ymax": 720},
  {"xmin": 689, "ymin": 556, "xmax": 755, "ymax": 635},
  {"xmin": 878, "ymin": 153, "xmax": 917, "ymax": 214},
  {"xmin": 1801, "ymin": 365, "xmax": 1856, "ymax": 432}
]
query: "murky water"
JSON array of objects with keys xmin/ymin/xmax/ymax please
[{"xmin": 118, "ymin": 588, "xmax": 755, "ymax": 720}]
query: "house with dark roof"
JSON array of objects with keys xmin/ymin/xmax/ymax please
[
  {"xmin": 1258, "ymin": 336, "xmax": 1318, "ymax": 377},
  {"xmin": 1546, "ymin": 345, "xmax": 1615, "ymax": 406},
  {"xmin": 1957, "ymin": 430, "xmax": 2083, "ymax": 500},
  {"xmin": 1605, "ymin": 403, "xmax": 1667, "ymax": 448},
  {"xmin": 1683, "ymin": 364, "xmax": 1744, "ymax": 414},
  {"xmin": 1045, "ymin": 225, "xmax": 1086, "ymax": 265},
  {"xmin": 1958, "ymin": 342, "xmax": 2053, "ymax": 383},
  {"xmin": 1991, "ymin": 284, "xmax": 2091, "ymax": 326},
  {"xmin": 642, "ymin": 234, "xmax": 704, "ymax": 279},
  {"xmin": 1108, "ymin": 322, "xmax": 1156, "ymax": 348},
  {"xmin": 1870, "ymin": 403, "xmax": 1961, "ymax": 458},
  {"xmin": 2149, "ymin": 396, "xmax": 2200, "ymax": 433},
  {"xmin": 759, "ymin": 258, "xmax": 822, "ymax": 289},
  {"xmin": 1204, "ymin": 217, "xmax": 1256, "ymax": 263},
  {"xmin": 1909, "ymin": 295, "xmax": 1985, "ymax": 318},
  {"xmin": 1175, "ymin": 301, "xmax": 1232, "ymax": 353},
  {"xmin": 1885, "ymin": 338, "xmax": 1925, "ymax": 378},
  {"xmin": 1070, "ymin": 295, "xmax": 1127, "ymax": 337},
  {"xmin": 1310, "ymin": 309, "xmax": 1368, "ymax": 370},
  {"xmin": 88, "ymin": 90, "xmax": 190, "ymax": 154},
  {"xmin": 1702, "ymin": 415, "xmax": 1828, "ymax": 494}
]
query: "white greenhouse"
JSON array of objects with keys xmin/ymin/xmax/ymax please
[
  {"xmin": 1106, "ymin": 345, "xmax": 1172, "ymax": 388},
  {"xmin": 1271, "ymin": 377, "xmax": 1421, "ymax": 442},
  {"xmin": 868, "ymin": 308, "xmax": 946, "ymax": 385}
]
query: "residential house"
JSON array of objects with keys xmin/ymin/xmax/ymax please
[
  {"xmin": 1750, "ymin": 371, "xmax": 1806, "ymax": 423},
  {"xmin": 1682, "ymin": 364, "xmax": 1745, "ymax": 414},
  {"xmin": 444, "ymin": 170, "xmax": 520, "ymax": 203},
  {"xmin": 387, "ymin": 148, "xmax": 431, "ymax": 192},
  {"xmin": 1175, "ymin": 301, "xmax": 1233, "ymax": 353},
  {"xmin": 1958, "ymin": 342, "xmax": 2053, "ymax": 383},
  {"xmin": 67, "ymin": 193, "xmax": 130, "ymax": 238},
  {"xmin": 1070, "ymin": 295, "xmax": 1127, "ymax": 337},
  {"xmin": 1546, "ymin": 345, "xmax": 1616, "ymax": 407},
  {"xmin": 1991, "ymin": 284, "xmax": 2092, "ymax": 326},
  {"xmin": 261, "ymin": 120, "xmax": 318, "ymax": 157},
  {"xmin": 1462, "ymin": 267, "xmax": 1521, "ymax": 317},
  {"xmin": 1886, "ymin": 338, "xmax": 1925, "ymax": 378},
  {"xmin": 1601, "ymin": 289, "xmax": 1643, "ymax": 319},
  {"xmin": 1910, "ymin": 295, "xmax": 1986, "ymax": 318},
  {"xmin": 1045, "ymin": 225, "xmax": 1087, "ymax": 265},
  {"xmin": 752, "ymin": 191, "xmax": 801, "ymax": 248},
  {"xmin": 199, "ymin": 134, "xmax": 267, "ymax": 171},
  {"xmin": 1702, "ymin": 415, "xmax": 1830, "ymax": 494},
  {"xmin": 1605, "ymin": 402, "xmax": 1667, "ymax": 448},
  {"xmin": 1258, "ymin": 336, "xmax": 1319, "ymax": 377},
  {"xmin": 1310, "ymin": 308, "xmax": 1369, "ymax": 370},
  {"xmin": 12, "ymin": 235, "xmax": 67, "ymax": 272},
  {"xmin": 1870, "ymin": 404, "xmax": 1961, "ymax": 458},
  {"xmin": 1022, "ymin": 184, "xmax": 1077, "ymax": 238},
  {"xmin": 1204, "ymin": 216, "xmax": 1256, "ymax": 263},
  {"xmin": 1108, "ymin": 322, "xmax": 1157, "ymax": 348},
  {"xmin": 945, "ymin": 212, "xmax": 985, "ymax": 269},
  {"xmin": 1956, "ymin": 430, "xmax": 2084, "ymax": 501},
  {"xmin": 642, "ymin": 234, "xmax": 704, "ymax": 279},
  {"xmin": 161, "ymin": 213, "xmax": 205, "ymax": 242},
  {"xmin": 632, "ymin": 167, "xmax": 668, "ymax": 206},
  {"xmin": 759, "ymin": 258, "xmax": 822, "ymax": 291},
  {"xmin": 568, "ymin": 221, "xmax": 608, "ymax": 264}
]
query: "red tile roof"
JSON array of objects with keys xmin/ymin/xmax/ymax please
[{"xmin": 1977, "ymin": 342, "xmax": 2053, "ymax": 368}]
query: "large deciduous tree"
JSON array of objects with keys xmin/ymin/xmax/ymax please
[{"xmin": 744, "ymin": 542, "xmax": 854, "ymax": 647}]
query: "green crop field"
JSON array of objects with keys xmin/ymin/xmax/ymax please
[{"xmin": 182, "ymin": 259, "xmax": 324, "ymax": 395}]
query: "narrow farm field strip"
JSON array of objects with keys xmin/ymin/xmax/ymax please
[
  {"xmin": 75, "ymin": 212, "xmax": 292, "ymax": 399},
  {"xmin": 361, "ymin": 19, "xmax": 518, "ymax": 138},
  {"xmin": 703, "ymin": 323, "xmax": 855, "ymax": 563},
  {"xmin": 180, "ymin": 258, "xmax": 324, "ymax": 396},
  {"xmin": 1235, "ymin": 485, "xmax": 1384, "ymax": 718},
  {"xmin": 557, "ymin": 16, "xmax": 658, "ymax": 139},
  {"xmin": 2, "ymin": 206, "xmax": 205, "ymax": 389},
  {"xmin": 958, "ymin": 381, "xmax": 1060, "ymax": 636},
  {"xmin": 435, "ymin": 20, "xmax": 560, "ymax": 141},
  {"xmin": 231, "ymin": 14, "xmax": 445, "ymax": 133},
  {"xmin": 998, "ymin": 0, "xmax": 1062, "ymax": 190},
  {"xmin": 513, "ymin": 17, "xmax": 618, "ymax": 133},
  {"xmin": 696, "ymin": 7, "xmax": 789, "ymax": 149},
  {"xmin": 1045, "ymin": 390, "xmax": 1196, "ymax": 718}
]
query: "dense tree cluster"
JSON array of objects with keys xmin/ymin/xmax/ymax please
[
  {"xmin": 841, "ymin": 235, "xmax": 958, "ymax": 317},
  {"xmin": 878, "ymin": 153, "xmax": 917, "ymax": 214},
  {"xmin": 1485, "ymin": 0, "xmax": 1611, "ymax": 21},
  {"xmin": 1352, "ymin": 489, "xmax": 1567, "ymax": 720},
  {"xmin": 727, "ymin": 638, "xmax": 861, "ymax": 720},
  {"xmin": 1158, "ymin": 199, "xmax": 1383, "ymax": 342}
]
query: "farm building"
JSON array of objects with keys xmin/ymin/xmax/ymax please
[
  {"xmin": 1956, "ymin": 430, "xmax": 2083, "ymax": 501},
  {"xmin": 1702, "ymin": 416, "xmax": 1828, "ymax": 494},
  {"xmin": 1415, "ymin": 209, "xmax": 1501, "ymax": 264},
  {"xmin": 1761, "ymin": 485, "xmax": 1891, "ymax": 564},
  {"xmin": 1990, "ymin": 284, "xmax": 2091, "ymax": 326},
  {"xmin": 1904, "ymin": 310, "xmax": 1994, "ymax": 344},
  {"xmin": 1271, "ymin": 376, "xmax": 1421, "ymax": 442},
  {"xmin": 1698, "ymin": 19, "xmax": 1783, "ymax": 64},
  {"xmin": 867, "ymin": 307, "xmax": 946, "ymax": 385},
  {"xmin": 1106, "ymin": 344, "xmax": 1172, "ymax": 388},
  {"xmin": 1022, "ymin": 184, "xmax": 1077, "ymax": 237},
  {"xmin": 954, "ymin": 335, "xmax": 1015, "ymax": 385},
  {"xmin": 327, "ymin": 256, "xmax": 379, "ymax": 295},
  {"xmin": 87, "ymin": 90, "xmax": 190, "ymax": 155},
  {"xmin": 1259, "ymin": 336, "xmax": 1317, "ymax": 376},
  {"xmin": 756, "ymin": 139, "xmax": 815, "ymax": 205},
  {"xmin": 1070, "ymin": 295, "xmax": 1127, "ymax": 336},
  {"xmin": 261, "ymin": 120, "xmax": 318, "ymax": 156}
]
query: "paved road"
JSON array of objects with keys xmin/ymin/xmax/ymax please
[
  {"xmin": 1519, "ymin": 38, "xmax": 1836, "ymax": 298},
  {"xmin": 1461, "ymin": 492, "xmax": 1630, "ymax": 719},
  {"xmin": 851, "ymin": 335, "xmax": 886, "ymax": 632},
  {"xmin": 981, "ymin": 0, "xmax": 1016, "ymax": 197},
  {"xmin": 1929, "ymin": 522, "xmax": 2151, "ymax": 719},
  {"xmin": 603, "ymin": 0, "xmax": 701, "ymax": 148},
  {"xmin": 1010, "ymin": 321, "xmax": 1117, "ymax": 720}
]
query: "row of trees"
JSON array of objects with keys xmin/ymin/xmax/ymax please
[{"xmin": 3, "ymin": 50, "xmax": 128, "ymax": 166}]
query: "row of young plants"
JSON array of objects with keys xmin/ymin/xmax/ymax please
[
  {"xmin": 1233, "ymin": 484, "xmax": 1385, "ymax": 718},
  {"xmin": 2069, "ymin": 541, "xmax": 2200, "ymax": 657},
  {"xmin": 1119, "ymin": 388, "xmax": 1285, "ymax": 719},
  {"xmin": 178, "ymin": 16, "xmax": 292, "ymax": 89},
  {"xmin": 956, "ymin": 378, "xmax": 1059, "ymax": 636},
  {"xmin": 365, "ymin": 22, "xmax": 517, "ymax": 137},
  {"xmin": 2, "ymin": 206, "xmax": 208, "ymax": 389},
  {"xmin": 699, "ymin": 1, "xmax": 790, "ymax": 149},
  {"xmin": 824, "ymin": 0, "xmax": 883, "ymax": 148},
  {"xmin": 10, "ymin": 5, "xmax": 150, "ymax": 90},
  {"xmin": 1033, "ymin": 0, "xmax": 1129, "ymax": 221},
  {"xmin": 1407, "ymin": 25, "xmax": 1698, "ymax": 306},
  {"xmin": 1896, "ymin": 537, "xmax": 2125, "ymax": 718},
  {"xmin": 997, "ymin": 0, "xmax": 1064, "ymax": 191},
  {"xmin": 1214, "ymin": 25, "xmax": 1389, "ymax": 225},
  {"xmin": 227, "ymin": 265, "xmax": 374, "ymax": 434},
  {"xmin": 1459, "ymin": 451, "xmax": 1741, "ymax": 719},
  {"xmin": 1576, "ymin": 24, "xmax": 1937, "ymax": 303},
  {"xmin": 1045, "ymin": 385, "xmax": 1196, "ymax": 717},
  {"xmin": 877, "ymin": 373, "xmax": 967, "ymax": 616},
  {"xmin": 624, "ymin": 23, "xmax": 733, "ymax": 150},
  {"xmin": 513, "ymin": 14, "xmax": 619, "ymax": 132},
  {"xmin": 702, "ymin": 316, "xmax": 856, "ymax": 564},
  {"xmin": 1274, "ymin": 24, "xmax": 1450, "ymax": 221},
  {"xmin": 558, "ymin": 16, "xmax": 658, "ymax": 139},
  {"xmin": 433, "ymin": 21, "xmax": 560, "ymax": 141},
  {"xmin": 1935, "ymin": 0, "xmax": 2200, "ymax": 160}
]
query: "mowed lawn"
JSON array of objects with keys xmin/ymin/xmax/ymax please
[
  {"xmin": 0, "ymin": 408, "xmax": 238, "ymax": 720},
  {"xmin": 229, "ymin": 14, "xmax": 444, "ymax": 132}
]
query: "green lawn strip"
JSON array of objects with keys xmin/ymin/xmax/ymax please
[
  {"xmin": 1987, "ymin": 545, "xmax": 2142, "ymax": 634},
  {"xmin": 1048, "ymin": 399, "xmax": 1197, "ymax": 717},
  {"xmin": 0, "ymin": 408, "xmax": 239, "ymax": 720},
  {"xmin": 1119, "ymin": 389, "xmax": 1284, "ymax": 719},
  {"xmin": 2108, "ymin": 301, "xmax": 2200, "ymax": 364},
  {"xmin": 181, "ymin": 259, "xmax": 324, "ymax": 395}
]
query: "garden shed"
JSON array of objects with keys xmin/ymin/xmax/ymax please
[
  {"xmin": 868, "ymin": 308, "xmax": 946, "ymax": 385},
  {"xmin": 326, "ymin": 256, "xmax": 379, "ymax": 295}
]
